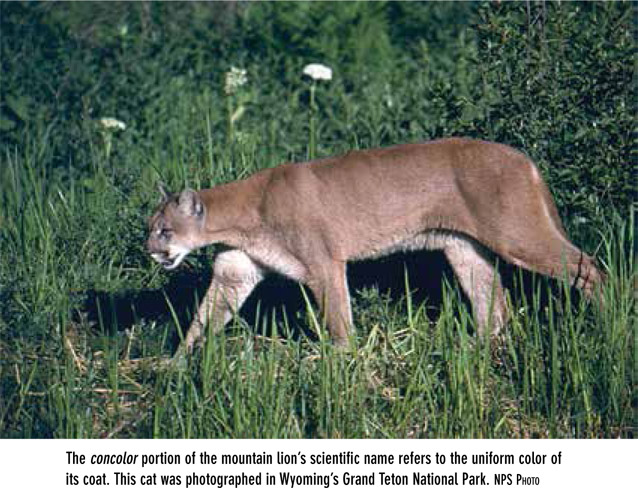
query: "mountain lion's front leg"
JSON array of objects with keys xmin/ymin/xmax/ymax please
[
  {"xmin": 307, "ymin": 260, "xmax": 353, "ymax": 347},
  {"xmin": 183, "ymin": 250, "xmax": 264, "ymax": 352}
]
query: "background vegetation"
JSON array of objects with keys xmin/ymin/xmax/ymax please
[{"xmin": 0, "ymin": 2, "xmax": 635, "ymax": 438}]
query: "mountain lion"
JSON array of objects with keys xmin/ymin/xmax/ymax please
[{"xmin": 147, "ymin": 138, "xmax": 603, "ymax": 352}]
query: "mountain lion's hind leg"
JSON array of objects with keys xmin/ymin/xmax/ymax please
[
  {"xmin": 443, "ymin": 236, "xmax": 508, "ymax": 336},
  {"xmin": 183, "ymin": 250, "xmax": 264, "ymax": 352}
]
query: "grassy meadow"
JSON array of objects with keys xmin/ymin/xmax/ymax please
[{"xmin": 0, "ymin": 2, "xmax": 635, "ymax": 438}]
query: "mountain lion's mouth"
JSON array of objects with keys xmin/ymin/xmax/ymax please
[{"xmin": 151, "ymin": 251, "xmax": 188, "ymax": 270}]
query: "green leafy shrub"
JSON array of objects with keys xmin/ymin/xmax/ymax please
[{"xmin": 474, "ymin": 2, "xmax": 634, "ymax": 231}]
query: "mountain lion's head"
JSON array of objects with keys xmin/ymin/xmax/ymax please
[{"xmin": 146, "ymin": 187, "xmax": 205, "ymax": 270}]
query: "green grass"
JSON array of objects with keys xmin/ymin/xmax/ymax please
[{"xmin": 0, "ymin": 1, "xmax": 635, "ymax": 439}]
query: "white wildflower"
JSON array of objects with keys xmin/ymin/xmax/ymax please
[
  {"xmin": 224, "ymin": 67, "xmax": 248, "ymax": 95},
  {"xmin": 99, "ymin": 117, "xmax": 126, "ymax": 131},
  {"xmin": 303, "ymin": 63, "xmax": 333, "ymax": 81}
]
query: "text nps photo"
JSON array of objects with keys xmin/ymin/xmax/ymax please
[{"xmin": 0, "ymin": 2, "xmax": 634, "ymax": 487}]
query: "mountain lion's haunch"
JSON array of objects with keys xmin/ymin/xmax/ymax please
[{"xmin": 146, "ymin": 138, "xmax": 604, "ymax": 353}]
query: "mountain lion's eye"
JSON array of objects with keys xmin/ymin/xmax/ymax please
[{"xmin": 157, "ymin": 228, "xmax": 172, "ymax": 239}]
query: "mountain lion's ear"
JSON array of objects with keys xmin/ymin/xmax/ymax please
[
  {"xmin": 158, "ymin": 183, "xmax": 170, "ymax": 202},
  {"xmin": 178, "ymin": 189, "xmax": 204, "ymax": 218}
]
